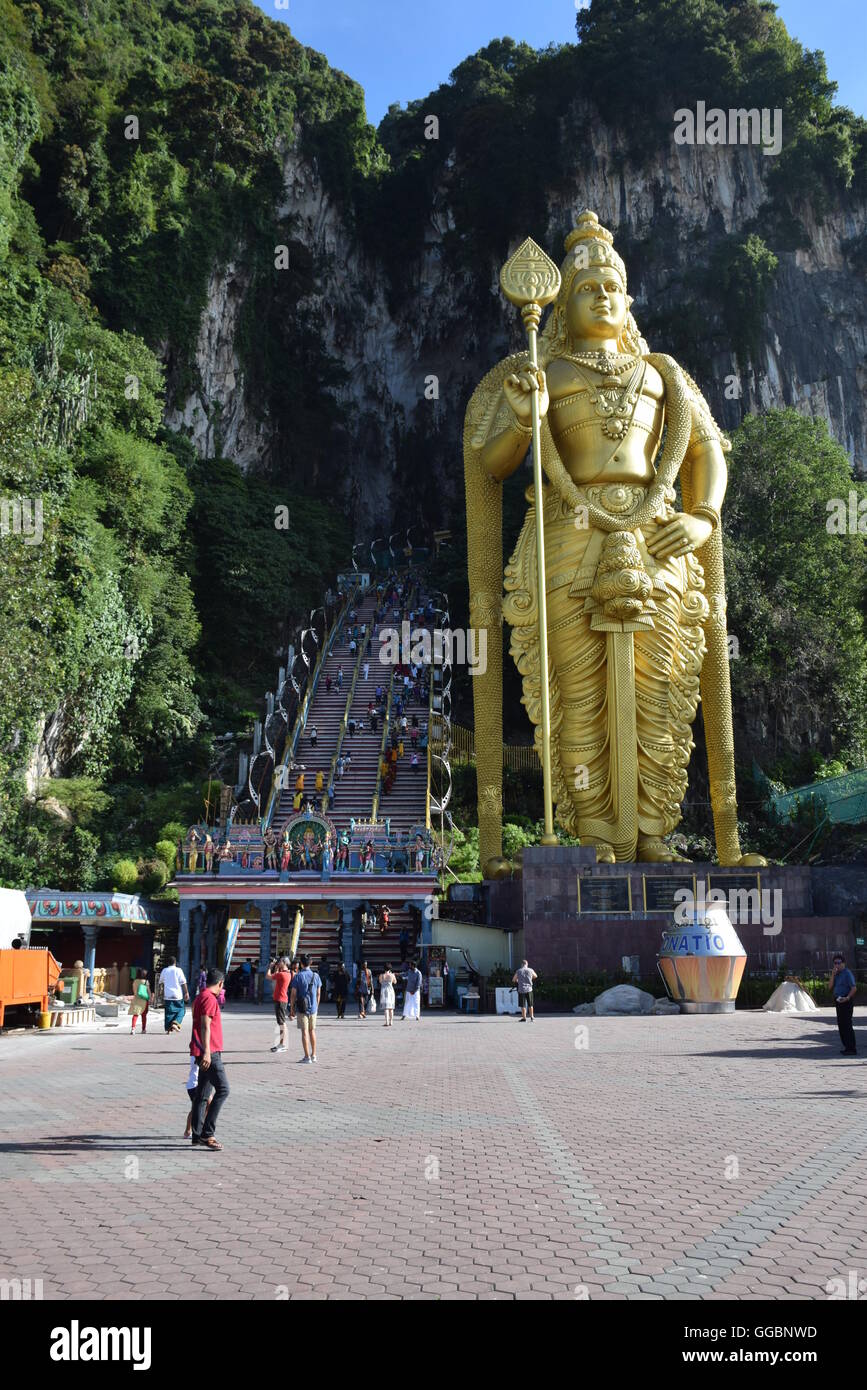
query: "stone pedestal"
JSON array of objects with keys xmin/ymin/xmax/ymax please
[{"xmin": 504, "ymin": 846, "xmax": 862, "ymax": 981}]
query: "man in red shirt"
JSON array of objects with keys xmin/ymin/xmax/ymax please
[
  {"xmin": 266, "ymin": 956, "xmax": 292, "ymax": 1053},
  {"xmin": 190, "ymin": 968, "xmax": 229, "ymax": 1152}
]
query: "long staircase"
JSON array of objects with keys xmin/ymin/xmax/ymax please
[
  {"xmin": 272, "ymin": 588, "xmax": 376, "ymax": 836},
  {"xmin": 266, "ymin": 574, "xmax": 435, "ymax": 981}
]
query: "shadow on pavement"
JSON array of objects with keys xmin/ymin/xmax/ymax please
[{"xmin": 0, "ymin": 1134, "xmax": 192, "ymax": 1154}]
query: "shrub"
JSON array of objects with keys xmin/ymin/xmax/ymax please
[
  {"xmin": 112, "ymin": 857, "xmax": 140, "ymax": 893},
  {"xmin": 154, "ymin": 839, "xmax": 177, "ymax": 871},
  {"xmin": 158, "ymin": 821, "xmax": 187, "ymax": 845},
  {"xmin": 138, "ymin": 857, "xmax": 168, "ymax": 895}
]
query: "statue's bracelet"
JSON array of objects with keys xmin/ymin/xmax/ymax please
[
  {"xmin": 692, "ymin": 504, "xmax": 721, "ymax": 531},
  {"xmin": 509, "ymin": 411, "xmax": 533, "ymax": 437}
]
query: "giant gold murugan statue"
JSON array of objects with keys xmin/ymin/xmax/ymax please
[{"xmin": 465, "ymin": 211, "xmax": 765, "ymax": 873}]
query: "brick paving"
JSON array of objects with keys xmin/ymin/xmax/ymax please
[{"xmin": 1, "ymin": 1004, "xmax": 865, "ymax": 1300}]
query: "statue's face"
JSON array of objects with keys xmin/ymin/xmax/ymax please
[{"xmin": 565, "ymin": 269, "xmax": 628, "ymax": 342}]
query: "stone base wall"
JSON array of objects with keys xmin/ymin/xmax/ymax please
[
  {"xmin": 484, "ymin": 846, "xmax": 866, "ymax": 979},
  {"xmin": 523, "ymin": 913, "xmax": 856, "ymax": 979}
]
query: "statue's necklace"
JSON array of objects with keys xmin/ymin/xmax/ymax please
[
  {"xmin": 566, "ymin": 354, "xmax": 643, "ymax": 441},
  {"xmin": 566, "ymin": 349, "xmax": 637, "ymax": 376}
]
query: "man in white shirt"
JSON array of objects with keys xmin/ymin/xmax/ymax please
[
  {"xmin": 513, "ymin": 960, "xmax": 538, "ymax": 1022},
  {"xmin": 159, "ymin": 956, "xmax": 190, "ymax": 1033}
]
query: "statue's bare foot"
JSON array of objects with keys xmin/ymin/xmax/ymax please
[
  {"xmin": 733, "ymin": 852, "xmax": 768, "ymax": 868},
  {"xmin": 587, "ymin": 840, "xmax": 616, "ymax": 864},
  {"xmin": 637, "ymin": 838, "xmax": 690, "ymax": 864}
]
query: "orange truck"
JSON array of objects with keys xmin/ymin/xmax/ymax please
[{"xmin": 0, "ymin": 947, "xmax": 61, "ymax": 1027}]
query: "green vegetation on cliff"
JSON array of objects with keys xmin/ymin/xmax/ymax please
[
  {"xmin": 1, "ymin": 0, "xmax": 865, "ymax": 888},
  {"xmin": 0, "ymin": 0, "xmax": 354, "ymax": 888}
]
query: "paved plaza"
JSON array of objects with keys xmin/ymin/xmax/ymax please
[{"xmin": 1, "ymin": 1004, "xmax": 865, "ymax": 1301}]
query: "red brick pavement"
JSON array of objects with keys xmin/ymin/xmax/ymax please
[{"xmin": 0, "ymin": 1004, "xmax": 865, "ymax": 1300}]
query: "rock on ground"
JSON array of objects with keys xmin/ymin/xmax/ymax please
[{"xmin": 595, "ymin": 984, "xmax": 655, "ymax": 1016}]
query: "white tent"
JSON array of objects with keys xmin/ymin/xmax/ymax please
[
  {"xmin": 0, "ymin": 888, "xmax": 32, "ymax": 949},
  {"xmin": 762, "ymin": 979, "xmax": 818, "ymax": 1013}
]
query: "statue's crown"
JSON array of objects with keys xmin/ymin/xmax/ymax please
[{"xmin": 563, "ymin": 210, "xmax": 626, "ymax": 282}]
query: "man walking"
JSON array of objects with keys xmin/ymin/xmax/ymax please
[
  {"xmin": 266, "ymin": 956, "xmax": 292, "ymax": 1053},
  {"xmin": 290, "ymin": 954, "xmax": 321, "ymax": 1063},
  {"xmin": 159, "ymin": 955, "xmax": 189, "ymax": 1033},
  {"xmin": 190, "ymin": 968, "xmax": 229, "ymax": 1151},
  {"xmin": 513, "ymin": 958, "xmax": 538, "ymax": 1022},
  {"xmin": 402, "ymin": 960, "xmax": 422, "ymax": 1021},
  {"xmin": 830, "ymin": 953, "xmax": 858, "ymax": 1055}
]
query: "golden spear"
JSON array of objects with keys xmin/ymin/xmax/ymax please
[{"xmin": 499, "ymin": 238, "xmax": 562, "ymax": 845}]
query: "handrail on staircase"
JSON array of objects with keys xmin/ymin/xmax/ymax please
[
  {"xmin": 323, "ymin": 606, "xmax": 370, "ymax": 813},
  {"xmin": 425, "ymin": 660, "xmax": 435, "ymax": 831},
  {"xmin": 263, "ymin": 581, "xmax": 359, "ymax": 827},
  {"xmin": 370, "ymin": 670, "xmax": 395, "ymax": 824}
]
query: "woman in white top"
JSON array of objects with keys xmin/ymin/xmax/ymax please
[{"xmin": 379, "ymin": 963, "xmax": 397, "ymax": 1027}]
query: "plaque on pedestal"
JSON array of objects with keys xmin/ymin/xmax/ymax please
[
  {"xmin": 706, "ymin": 872, "xmax": 761, "ymax": 896},
  {"xmin": 576, "ymin": 876, "xmax": 632, "ymax": 915},
  {"xmin": 641, "ymin": 874, "xmax": 696, "ymax": 913}
]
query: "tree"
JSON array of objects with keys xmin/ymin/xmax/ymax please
[{"xmin": 723, "ymin": 409, "xmax": 867, "ymax": 779}]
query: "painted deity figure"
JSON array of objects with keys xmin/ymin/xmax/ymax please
[
  {"xmin": 321, "ymin": 832, "xmax": 334, "ymax": 876},
  {"xmin": 263, "ymin": 828, "xmax": 278, "ymax": 871},
  {"xmin": 465, "ymin": 211, "xmax": 765, "ymax": 869},
  {"xmin": 187, "ymin": 828, "xmax": 201, "ymax": 873}
]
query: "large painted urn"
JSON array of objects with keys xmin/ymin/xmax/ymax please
[{"xmin": 657, "ymin": 902, "xmax": 747, "ymax": 1014}]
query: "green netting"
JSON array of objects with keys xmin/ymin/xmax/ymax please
[{"xmin": 769, "ymin": 769, "xmax": 867, "ymax": 826}]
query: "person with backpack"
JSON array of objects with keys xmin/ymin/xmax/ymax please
[
  {"xmin": 129, "ymin": 970, "xmax": 152, "ymax": 1035},
  {"xmin": 289, "ymin": 954, "xmax": 321, "ymax": 1064},
  {"xmin": 356, "ymin": 961, "xmax": 373, "ymax": 1019},
  {"xmin": 402, "ymin": 960, "xmax": 423, "ymax": 1021}
]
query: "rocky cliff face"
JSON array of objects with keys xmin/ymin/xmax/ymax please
[{"xmin": 162, "ymin": 114, "xmax": 867, "ymax": 531}]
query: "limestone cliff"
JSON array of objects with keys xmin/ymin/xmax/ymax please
[{"xmin": 162, "ymin": 116, "xmax": 867, "ymax": 535}]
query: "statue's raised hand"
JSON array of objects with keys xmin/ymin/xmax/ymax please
[{"xmin": 503, "ymin": 367, "xmax": 548, "ymax": 427}]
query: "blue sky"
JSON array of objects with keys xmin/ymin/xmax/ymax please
[{"xmin": 254, "ymin": 0, "xmax": 866, "ymax": 127}]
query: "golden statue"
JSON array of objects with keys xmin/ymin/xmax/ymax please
[{"xmin": 464, "ymin": 211, "xmax": 765, "ymax": 872}]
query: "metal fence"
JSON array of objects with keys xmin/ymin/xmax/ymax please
[{"xmin": 434, "ymin": 722, "xmax": 540, "ymax": 774}]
